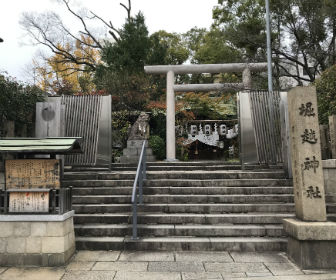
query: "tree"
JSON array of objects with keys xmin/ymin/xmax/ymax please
[
  {"xmin": 20, "ymin": 0, "xmax": 132, "ymax": 75},
  {"xmin": 94, "ymin": 12, "xmax": 153, "ymax": 110},
  {"xmin": 213, "ymin": 0, "xmax": 268, "ymax": 61},
  {"xmin": 316, "ymin": 64, "xmax": 336, "ymax": 124},
  {"xmin": 95, "ymin": 12, "xmax": 191, "ymax": 110},
  {"xmin": 272, "ymin": 0, "xmax": 336, "ymax": 84},
  {"xmin": 212, "ymin": 0, "xmax": 336, "ymax": 86},
  {"xmin": 0, "ymin": 74, "xmax": 45, "ymax": 134},
  {"xmin": 98, "ymin": 12, "xmax": 151, "ymax": 75},
  {"xmin": 192, "ymin": 28, "xmax": 242, "ymax": 64},
  {"xmin": 183, "ymin": 27, "xmax": 208, "ymax": 63},
  {"xmin": 149, "ymin": 31, "xmax": 189, "ymax": 65},
  {"xmin": 32, "ymin": 36, "xmax": 100, "ymax": 94}
]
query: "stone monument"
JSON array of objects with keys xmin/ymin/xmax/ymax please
[
  {"xmin": 283, "ymin": 86, "xmax": 336, "ymax": 269},
  {"xmin": 120, "ymin": 112, "xmax": 155, "ymax": 164}
]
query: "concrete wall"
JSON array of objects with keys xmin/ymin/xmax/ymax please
[
  {"xmin": 0, "ymin": 212, "xmax": 75, "ymax": 266},
  {"xmin": 323, "ymin": 159, "xmax": 336, "ymax": 203}
]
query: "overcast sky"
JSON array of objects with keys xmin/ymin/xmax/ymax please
[{"xmin": 0, "ymin": 0, "xmax": 218, "ymax": 83}]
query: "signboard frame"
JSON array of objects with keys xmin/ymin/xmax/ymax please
[
  {"xmin": 5, "ymin": 159, "xmax": 62, "ymax": 190},
  {"xmin": 8, "ymin": 190, "xmax": 49, "ymax": 213}
]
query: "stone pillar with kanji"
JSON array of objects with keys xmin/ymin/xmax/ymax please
[
  {"xmin": 283, "ymin": 86, "xmax": 336, "ymax": 269},
  {"xmin": 288, "ymin": 86, "xmax": 326, "ymax": 221}
]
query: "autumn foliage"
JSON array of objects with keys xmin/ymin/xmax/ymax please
[{"xmin": 34, "ymin": 35, "xmax": 100, "ymax": 95}]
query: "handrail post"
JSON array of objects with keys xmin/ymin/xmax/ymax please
[
  {"xmin": 132, "ymin": 198, "xmax": 138, "ymax": 239},
  {"xmin": 4, "ymin": 190, "xmax": 8, "ymax": 214},
  {"xmin": 143, "ymin": 141, "xmax": 147, "ymax": 180},
  {"xmin": 139, "ymin": 167, "xmax": 143, "ymax": 205},
  {"xmin": 131, "ymin": 139, "xmax": 147, "ymax": 240}
]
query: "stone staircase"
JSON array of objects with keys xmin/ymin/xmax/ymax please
[{"xmin": 63, "ymin": 162, "xmax": 336, "ymax": 251}]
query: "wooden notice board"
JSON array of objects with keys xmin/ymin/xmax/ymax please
[
  {"xmin": 5, "ymin": 159, "xmax": 60, "ymax": 189},
  {"xmin": 9, "ymin": 192, "xmax": 49, "ymax": 213}
]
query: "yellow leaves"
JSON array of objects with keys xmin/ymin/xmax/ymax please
[{"xmin": 32, "ymin": 35, "xmax": 100, "ymax": 94}]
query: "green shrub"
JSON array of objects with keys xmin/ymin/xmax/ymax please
[
  {"xmin": 149, "ymin": 135, "xmax": 165, "ymax": 160},
  {"xmin": 0, "ymin": 74, "xmax": 45, "ymax": 134}
]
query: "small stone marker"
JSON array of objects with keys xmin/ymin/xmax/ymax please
[{"xmin": 288, "ymin": 86, "xmax": 327, "ymax": 221}]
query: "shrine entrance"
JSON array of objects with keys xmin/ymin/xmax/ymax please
[
  {"xmin": 144, "ymin": 63, "xmax": 290, "ymax": 173},
  {"xmin": 144, "ymin": 63, "xmax": 268, "ymax": 161}
]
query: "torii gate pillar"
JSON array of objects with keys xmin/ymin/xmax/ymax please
[{"xmin": 166, "ymin": 70, "xmax": 176, "ymax": 161}]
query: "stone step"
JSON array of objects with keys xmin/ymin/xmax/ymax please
[
  {"xmin": 75, "ymin": 236, "xmax": 287, "ymax": 251},
  {"xmin": 74, "ymin": 224, "xmax": 285, "ymax": 237},
  {"xmin": 63, "ymin": 170, "xmax": 286, "ymax": 180},
  {"xmin": 111, "ymin": 161, "xmax": 281, "ymax": 168},
  {"xmin": 72, "ymin": 203, "xmax": 295, "ymax": 214},
  {"xmin": 63, "ymin": 179, "xmax": 293, "ymax": 187},
  {"xmin": 110, "ymin": 165, "xmax": 283, "ymax": 171},
  {"xmin": 74, "ymin": 213, "xmax": 296, "ymax": 225},
  {"xmin": 120, "ymin": 155, "xmax": 156, "ymax": 163},
  {"xmin": 65, "ymin": 167, "xmax": 110, "ymax": 172},
  {"xmin": 72, "ymin": 186, "xmax": 294, "ymax": 196},
  {"xmin": 72, "ymin": 194, "xmax": 294, "ymax": 204},
  {"xmin": 67, "ymin": 164, "xmax": 309, "ymax": 252},
  {"xmin": 328, "ymin": 203, "xmax": 336, "ymax": 213}
]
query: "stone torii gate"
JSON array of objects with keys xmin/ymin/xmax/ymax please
[{"xmin": 144, "ymin": 63, "xmax": 268, "ymax": 161}]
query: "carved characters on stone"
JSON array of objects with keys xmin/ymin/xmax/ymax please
[
  {"xmin": 302, "ymin": 156, "xmax": 319, "ymax": 173},
  {"xmin": 306, "ymin": 186, "xmax": 322, "ymax": 199},
  {"xmin": 299, "ymin": 102, "xmax": 315, "ymax": 117},
  {"xmin": 301, "ymin": 129, "xmax": 318, "ymax": 144}
]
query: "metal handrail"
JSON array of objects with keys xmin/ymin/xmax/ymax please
[{"xmin": 131, "ymin": 140, "xmax": 147, "ymax": 239}]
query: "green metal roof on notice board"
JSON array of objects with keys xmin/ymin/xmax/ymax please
[{"xmin": 0, "ymin": 137, "xmax": 83, "ymax": 154}]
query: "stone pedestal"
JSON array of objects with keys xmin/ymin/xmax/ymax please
[
  {"xmin": 120, "ymin": 140, "xmax": 155, "ymax": 164},
  {"xmin": 284, "ymin": 218, "xmax": 336, "ymax": 269},
  {"xmin": 322, "ymin": 159, "xmax": 336, "ymax": 203},
  {"xmin": 0, "ymin": 211, "xmax": 75, "ymax": 266}
]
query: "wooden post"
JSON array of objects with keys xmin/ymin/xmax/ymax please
[
  {"xmin": 320, "ymin": 124, "xmax": 329, "ymax": 160},
  {"xmin": 5, "ymin": 121, "xmax": 15, "ymax": 137}
]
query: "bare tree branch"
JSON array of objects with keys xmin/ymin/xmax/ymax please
[
  {"xmin": 21, "ymin": 11, "xmax": 97, "ymax": 71},
  {"xmin": 61, "ymin": 0, "xmax": 102, "ymax": 49},
  {"xmin": 89, "ymin": 11, "xmax": 120, "ymax": 42},
  {"xmin": 120, "ymin": 0, "xmax": 131, "ymax": 20}
]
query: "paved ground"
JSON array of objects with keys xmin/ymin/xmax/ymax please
[{"xmin": 1, "ymin": 251, "xmax": 336, "ymax": 280}]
